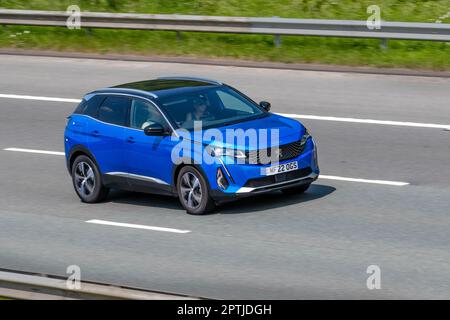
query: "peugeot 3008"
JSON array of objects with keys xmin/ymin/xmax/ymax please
[{"xmin": 65, "ymin": 77, "xmax": 319, "ymax": 214}]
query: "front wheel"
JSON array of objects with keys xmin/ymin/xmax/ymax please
[
  {"xmin": 281, "ymin": 183, "xmax": 311, "ymax": 195},
  {"xmin": 177, "ymin": 166, "xmax": 216, "ymax": 215},
  {"xmin": 71, "ymin": 155, "xmax": 109, "ymax": 203}
]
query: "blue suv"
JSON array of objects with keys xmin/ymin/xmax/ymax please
[{"xmin": 65, "ymin": 77, "xmax": 319, "ymax": 214}]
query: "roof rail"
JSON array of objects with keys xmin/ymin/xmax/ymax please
[
  {"xmin": 157, "ymin": 76, "xmax": 222, "ymax": 86},
  {"xmin": 96, "ymin": 87, "xmax": 158, "ymax": 98}
]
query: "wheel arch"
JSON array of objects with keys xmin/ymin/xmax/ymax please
[
  {"xmin": 67, "ymin": 145, "xmax": 100, "ymax": 176},
  {"xmin": 172, "ymin": 158, "xmax": 212, "ymax": 193}
]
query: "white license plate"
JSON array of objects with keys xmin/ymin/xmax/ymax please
[{"xmin": 264, "ymin": 161, "xmax": 298, "ymax": 176}]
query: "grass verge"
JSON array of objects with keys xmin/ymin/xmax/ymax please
[
  {"xmin": 2, "ymin": 0, "xmax": 450, "ymax": 22},
  {"xmin": 0, "ymin": 1, "xmax": 449, "ymax": 70},
  {"xmin": 1, "ymin": 26, "xmax": 449, "ymax": 70}
]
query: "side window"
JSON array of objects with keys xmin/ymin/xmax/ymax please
[
  {"xmin": 98, "ymin": 96, "xmax": 131, "ymax": 126},
  {"xmin": 73, "ymin": 95, "xmax": 105, "ymax": 117},
  {"xmin": 130, "ymin": 99, "xmax": 166, "ymax": 130},
  {"xmin": 73, "ymin": 99, "xmax": 87, "ymax": 114},
  {"xmin": 216, "ymin": 90, "xmax": 254, "ymax": 114}
]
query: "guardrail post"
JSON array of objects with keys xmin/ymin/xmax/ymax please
[
  {"xmin": 274, "ymin": 34, "xmax": 282, "ymax": 48},
  {"xmin": 272, "ymin": 16, "xmax": 282, "ymax": 48},
  {"xmin": 380, "ymin": 38, "xmax": 388, "ymax": 50},
  {"xmin": 176, "ymin": 31, "xmax": 182, "ymax": 41}
]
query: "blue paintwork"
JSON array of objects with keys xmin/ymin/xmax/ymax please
[
  {"xmin": 65, "ymin": 80, "xmax": 319, "ymax": 200},
  {"xmin": 186, "ymin": 113, "xmax": 305, "ymax": 150},
  {"xmin": 122, "ymin": 126, "xmax": 175, "ymax": 185}
]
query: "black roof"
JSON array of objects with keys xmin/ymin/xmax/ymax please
[{"xmin": 91, "ymin": 77, "xmax": 223, "ymax": 100}]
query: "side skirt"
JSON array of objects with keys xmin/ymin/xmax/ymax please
[{"xmin": 102, "ymin": 173, "xmax": 176, "ymax": 197}]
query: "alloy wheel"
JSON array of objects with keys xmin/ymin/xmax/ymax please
[
  {"xmin": 179, "ymin": 172, "xmax": 202, "ymax": 210},
  {"xmin": 74, "ymin": 161, "xmax": 96, "ymax": 198}
]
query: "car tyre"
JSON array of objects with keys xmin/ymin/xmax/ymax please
[
  {"xmin": 177, "ymin": 166, "xmax": 216, "ymax": 215},
  {"xmin": 71, "ymin": 155, "xmax": 109, "ymax": 203}
]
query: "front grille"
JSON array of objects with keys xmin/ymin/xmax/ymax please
[
  {"xmin": 244, "ymin": 167, "xmax": 312, "ymax": 188},
  {"xmin": 246, "ymin": 139, "xmax": 305, "ymax": 164}
]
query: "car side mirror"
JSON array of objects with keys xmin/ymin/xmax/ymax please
[
  {"xmin": 144, "ymin": 123, "xmax": 168, "ymax": 136},
  {"xmin": 259, "ymin": 101, "xmax": 271, "ymax": 111}
]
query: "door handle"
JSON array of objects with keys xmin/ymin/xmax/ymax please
[
  {"xmin": 127, "ymin": 136, "xmax": 136, "ymax": 143},
  {"xmin": 91, "ymin": 130, "xmax": 100, "ymax": 137}
]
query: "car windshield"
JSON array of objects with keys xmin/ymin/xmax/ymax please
[{"xmin": 157, "ymin": 86, "xmax": 266, "ymax": 130}]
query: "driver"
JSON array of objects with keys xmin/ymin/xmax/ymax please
[{"xmin": 185, "ymin": 96, "xmax": 210, "ymax": 122}]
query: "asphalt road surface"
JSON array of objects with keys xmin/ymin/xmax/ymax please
[{"xmin": 0, "ymin": 55, "xmax": 449, "ymax": 299}]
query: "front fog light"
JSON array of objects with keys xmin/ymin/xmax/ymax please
[{"xmin": 216, "ymin": 168, "xmax": 229, "ymax": 190}]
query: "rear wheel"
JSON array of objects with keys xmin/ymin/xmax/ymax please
[
  {"xmin": 71, "ymin": 155, "xmax": 109, "ymax": 203},
  {"xmin": 281, "ymin": 183, "xmax": 311, "ymax": 195},
  {"xmin": 177, "ymin": 166, "xmax": 215, "ymax": 215}
]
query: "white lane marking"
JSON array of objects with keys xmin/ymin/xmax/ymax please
[
  {"xmin": 1, "ymin": 93, "xmax": 449, "ymax": 130},
  {"xmin": 276, "ymin": 113, "xmax": 450, "ymax": 130},
  {"xmin": 3, "ymin": 147, "xmax": 410, "ymax": 186},
  {"xmin": 86, "ymin": 219, "xmax": 191, "ymax": 234},
  {"xmin": 319, "ymin": 175, "xmax": 409, "ymax": 186},
  {"xmin": 3, "ymin": 147, "xmax": 65, "ymax": 156},
  {"xmin": 0, "ymin": 93, "xmax": 81, "ymax": 103}
]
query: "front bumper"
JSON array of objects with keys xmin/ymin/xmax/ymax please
[
  {"xmin": 210, "ymin": 171, "xmax": 318, "ymax": 203},
  {"xmin": 209, "ymin": 138, "xmax": 319, "ymax": 203}
]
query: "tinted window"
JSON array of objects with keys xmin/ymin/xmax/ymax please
[
  {"xmin": 73, "ymin": 99, "xmax": 87, "ymax": 114},
  {"xmin": 158, "ymin": 86, "xmax": 265, "ymax": 130},
  {"xmin": 129, "ymin": 99, "xmax": 166, "ymax": 130},
  {"xmin": 217, "ymin": 90, "xmax": 254, "ymax": 113},
  {"xmin": 98, "ymin": 96, "xmax": 130, "ymax": 126},
  {"xmin": 73, "ymin": 95, "xmax": 105, "ymax": 117}
]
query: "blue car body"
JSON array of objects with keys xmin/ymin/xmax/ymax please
[{"xmin": 65, "ymin": 77, "xmax": 319, "ymax": 207}]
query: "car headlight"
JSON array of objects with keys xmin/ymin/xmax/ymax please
[
  {"xmin": 300, "ymin": 128, "xmax": 311, "ymax": 146},
  {"xmin": 208, "ymin": 146, "xmax": 246, "ymax": 159}
]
